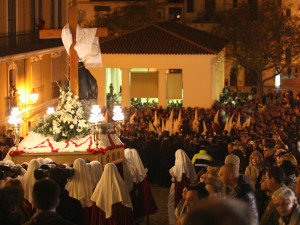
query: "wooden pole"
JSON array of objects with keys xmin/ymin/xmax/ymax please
[{"xmin": 68, "ymin": 1, "xmax": 78, "ymax": 94}]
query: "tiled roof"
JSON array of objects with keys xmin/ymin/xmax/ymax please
[{"xmin": 100, "ymin": 22, "xmax": 226, "ymax": 55}]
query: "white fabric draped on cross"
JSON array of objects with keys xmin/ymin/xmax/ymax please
[
  {"xmin": 169, "ymin": 149, "xmax": 196, "ymax": 182},
  {"xmin": 90, "ymin": 163, "xmax": 133, "ymax": 218},
  {"xmin": 61, "ymin": 24, "xmax": 102, "ymax": 68}
]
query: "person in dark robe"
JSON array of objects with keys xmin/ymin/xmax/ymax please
[
  {"xmin": 78, "ymin": 62, "xmax": 98, "ymax": 101},
  {"xmin": 64, "ymin": 62, "xmax": 98, "ymax": 102}
]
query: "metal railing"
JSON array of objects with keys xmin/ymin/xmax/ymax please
[
  {"xmin": 0, "ymin": 32, "xmax": 41, "ymax": 48},
  {"xmin": 0, "ymin": 32, "xmax": 62, "ymax": 56}
]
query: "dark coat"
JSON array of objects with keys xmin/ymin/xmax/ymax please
[
  {"xmin": 57, "ymin": 190, "xmax": 85, "ymax": 225},
  {"xmin": 234, "ymin": 175, "xmax": 259, "ymax": 223},
  {"xmin": 24, "ymin": 211, "xmax": 74, "ymax": 225}
]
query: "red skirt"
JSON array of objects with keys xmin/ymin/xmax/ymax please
[
  {"xmin": 130, "ymin": 177, "xmax": 158, "ymax": 217},
  {"xmin": 174, "ymin": 174, "xmax": 191, "ymax": 208},
  {"xmin": 91, "ymin": 202, "xmax": 134, "ymax": 225},
  {"xmin": 83, "ymin": 206, "xmax": 92, "ymax": 225}
]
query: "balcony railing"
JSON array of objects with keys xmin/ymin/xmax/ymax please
[{"xmin": 0, "ymin": 32, "xmax": 63, "ymax": 57}]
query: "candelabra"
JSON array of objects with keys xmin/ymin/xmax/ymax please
[
  {"xmin": 8, "ymin": 107, "xmax": 24, "ymax": 150},
  {"xmin": 92, "ymin": 123, "xmax": 101, "ymax": 150},
  {"xmin": 112, "ymin": 106, "xmax": 124, "ymax": 137},
  {"xmin": 89, "ymin": 105, "xmax": 104, "ymax": 150},
  {"xmin": 12, "ymin": 124, "xmax": 21, "ymax": 150}
]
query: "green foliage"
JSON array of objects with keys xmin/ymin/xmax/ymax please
[
  {"xmin": 215, "ymin": 0, "xmax": 300, "ymax": 82},
  {"xmin": 96, "ymin": 2, "xmax": 160, "ymax": 38}
]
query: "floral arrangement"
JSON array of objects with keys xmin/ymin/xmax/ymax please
[{"xmin": 33, "ymin": 85, "xmax": 91, "ymax": 142}]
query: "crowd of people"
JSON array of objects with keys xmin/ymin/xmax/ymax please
[
  {"xmin": 0, "ymin": 148, "xmax": 157, "ymax": 225},
  {"xmin": 118, "ymin": 88, "xmax": 300, "ymax": 225},
  {"xmin": 0, "ymin": 88, "xmax": 299, "ymax": 225}
]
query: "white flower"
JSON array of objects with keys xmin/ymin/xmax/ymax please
[
  {"xmin": 54, "ymin": 127, "xmax": 61, "ymax": 134},
  {"xmin": 78, "ymin": 120, "xmax": 87, "ymax": 128},
  {"xmin": 73, "ymin": 118, "xmax": 78, "ymax": 125},
  {"xmin": 70, "ymin": 124, "xmax": 74, "ymax": 129}
]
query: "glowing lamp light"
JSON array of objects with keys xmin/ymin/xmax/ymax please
[
  {"xmin": 11, "ymin": 107, "xmax": 22, "ymax": 117},
  {"xmin": 112, "ymin": 106, "xmax": 124, "ymax": 122},
  {"xmin": 89, "ymin": 114, "xmax": 99, "ymax": 124},
  {"xmin": 8, "ymin": 107, "xmax": 24, "ymax": 125},
  {"xmin": 29, "ymin": 89, "xmax": 39, "ymax": 103},
  {"xmin": 46, "ymin": 107, "xmax": 55, "ymax": 115},
  {"xmin": 275, "ymin": 74, "xmax": 280, "ymax": 88},
  {"xmin": 89, "ymin": 105, "xmax": 104, "ymax": 124},
  {"xmin": 91, "ymin": 105, "xmax": 101, "ymax": 115},
  {"xmin": 8, "ymin": 116, "xmax": 24, "ymax": 125},
  {"xmin": 17, "ymin": 117, "xmax": 24, "ymax": 124},
  {"xmin": 8, "ymin": 116, "xmax": 18, "ymax": 125},
  {"xmin": 98, "ymin": 113, "xmax": 104, "ymax": 122}
]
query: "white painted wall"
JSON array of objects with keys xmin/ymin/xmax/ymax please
[{"xmin": 93, "ymin": 54, "xmax": 219, "ymax": 108}]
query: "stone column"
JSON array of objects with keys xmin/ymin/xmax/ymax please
[
  {"xmin": 121, "ymin": 68, "xmax": 130, "ymax": 109},
  {"xmin": 158, "ymin": 68, "xmax": 167, "ymax": 108},
  {"xmin": 30, "ymin": 56, "xmax": 43, "ymax": 89},
  {"xmin": 51, "ymin": 52, "xmax": 61, "ymax": 82},
  {"xmin": 97, "ymin": 67, "xmax": 106, "ymax": 107}
]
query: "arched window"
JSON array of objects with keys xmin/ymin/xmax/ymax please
[{"xmin": 7, "ymin": 62, "xmax": 18, "ymax": 114}]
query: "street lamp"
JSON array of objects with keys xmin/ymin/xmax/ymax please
[{"xmin": 29, "ymin": 88, "xmax": 39, "ymax": 104}]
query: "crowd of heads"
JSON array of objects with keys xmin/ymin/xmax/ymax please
[
  {"xmin": 0, "ymin": 88, "xmax": 299, "ymax": 225},
  {"xmin": 0, "ymin": 147, "xmax": 155, "ymax": 225}
]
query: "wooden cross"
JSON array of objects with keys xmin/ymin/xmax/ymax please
[{"xmin": 39, "ymin": 0, "xmax": 108, "ymax": 94}]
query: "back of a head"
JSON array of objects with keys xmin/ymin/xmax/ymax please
[
  {"xmin": 268, "ymin": 166, "xmax": 285, "ymax": 185},
  {"xmin": 33, "ymin": 178, "xmax": 60, "ymax": 211},
  {"xmin": 183, "ymin": 198, "xmax": 255, "ymax": 225},
  {"xmin": 205, "ymin": 177, "xmax": 226, "ymax": 196},
  {"xmin": 0, "ymin": 186, "xmax": 18, "ymax": 215},
  {"xmin": 263, "ymin": 156, "xmax": 276, "ymax": 169},
  {"xmin": 280, "ymin": 160, "xmax": 296, "ymax": 177},
  {"xmin": 5, "ymin": 178, "xmax": 25, "ymax": 204},
  {"xmin": 187, "ymin": 183, "xmax": 209, "ymax": 199},
  {"xmin": 49, "ymin": 167, "xmax": 67, "ymax": 191},
  {"xmin": 264, "ymin": 138, "xmax": 276, "ymax": 149}
]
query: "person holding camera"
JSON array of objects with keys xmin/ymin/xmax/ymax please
[
  {"xmin": 24, "ymin": 179, "xmax": 74, "ymax": 225},
  {"xmin": 49, "ymin": 167, "xmax": 84, "ymax": 225}
]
